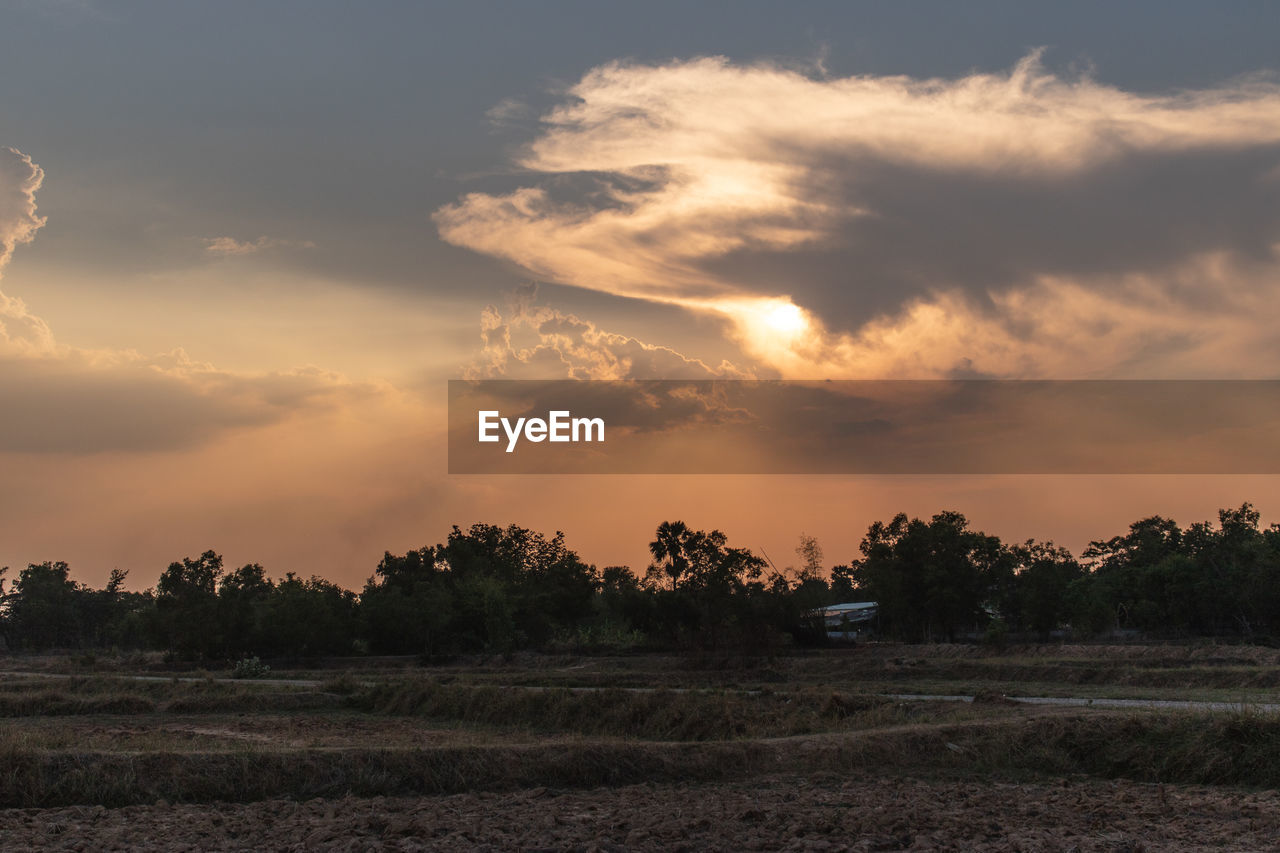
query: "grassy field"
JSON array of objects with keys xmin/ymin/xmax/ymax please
[{"xmin": 3, "ymin": 644, "xmax": 1279, "ymax": 848}]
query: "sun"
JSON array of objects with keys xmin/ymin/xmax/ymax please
[
  {"xmin": 764, "ymin": 301, "xmax": 807, "ymax": 336},
  {"xmin": 675, "ymin": 295, "xmax": 816, "ymax": 371}
]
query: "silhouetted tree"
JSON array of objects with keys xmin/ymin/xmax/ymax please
[
  {"xmin": 851, "ymin": 512, "xmax": 1012, "ymax": 641},
  {"xmin": 644, "ymin": 522, "xmax": 768, "ymax": 648},
  {"xmin": 647, "ymin": 520, "xmax": 691, "ymax": 590},
  {"xmin": 364, "ymin": 524, "xmax": 599, "ymax": 654},
  {"xmin": 218, "ymin": 563, "xmax": 274, "ymax": 657},
  {"xmin": 441, "ymin": 523, "xmax": 600, "ymax": 650},
  {"xmin": 262, "ymin": 573, "xmax": 357, "ymax": 658},
  {"xmin": 3, "ymin": 562, "xmax": 82, "ymax": 649},
  {"xmin": 1009, "ymin": 541, "xmax": 1083, "ymax": 638},
  {"xmin": 360, "ymin": 546, "xmax": 454, "ymax": 655},
  {"xmin": 156, "ymin": 550, "xmax": 223, "ymax": 659}
]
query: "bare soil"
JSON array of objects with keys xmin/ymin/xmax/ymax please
[{"xmin": 4, "ymin": 774, "xmax": 1277, "ymax": 852}]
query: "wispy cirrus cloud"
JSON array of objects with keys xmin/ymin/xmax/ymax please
[
  {"xmin": 203, "ymin": 235, "xmax": 316, "ymax": 256},
  {"xmin": 436, "ymin": 53, "xmax": 1280, "ymax": 378}
]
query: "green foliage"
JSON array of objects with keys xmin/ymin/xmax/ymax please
[
  {"xmin": 261, "ymin": 573, "xmax": 358, "ymax": 658},
  {"xmin": 982, "ymin": 616, "xmax": 1009, "ymax": 649},
  {"xmin": 361, "ymin": 523, "xmax": 600, "ymax": 655},
  {"xmin": 851, "ymin": 511, "xmax": 1012, "ymax": 641},
  {"xmin": 1009, "ymin": 541, "xmax": 1084, "ymax": 638},
  {"xmin": 3, "ymin": 562, "xmax": 81, "ymax": 650},
  {"xmin": 0, "ymin": 562, "xmax": 148, "ymax": 651},
  {"xmin": 156, "ymin": 550, "xmax": 223, "ymax": 660},
  {"xmin": 360, "ymin": 546, "xmax": 453, "ymax": 655},
  {"xmin": 8, "ymin": 503, "xmax": 1280, "ymax": 659},
  {"xmin": 230, "ymin": 656, "xmax": 271, "ymax": 679},
  {"xmin": 217, "ymin": 563, "xmax": 273, "ymax": 658},
  {"xmin": 1077, "ymin": 503, "xmax": 1280, "ymax": 639},
  {"xmin": 643, "ymin": 521, "xmax": 771, "ymax": 649}
]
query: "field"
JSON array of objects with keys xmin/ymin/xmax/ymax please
[{"xmin": 3, "ymin": 644, "xmax": 1280, "ymax": 850}]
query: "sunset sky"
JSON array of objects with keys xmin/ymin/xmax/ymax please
[{"xmin": 3, "ymin": 1, "xmax": 1280, "ymax": 590}]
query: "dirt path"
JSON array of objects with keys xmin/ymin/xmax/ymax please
[
  {"xmin": 6, "ymin": 670, "xmax": 1277, "ymax": 715},
  {"xmin": 3, "ymin": 774, "xmax": 1276, "ymax": 851},
  {"xmin": 0, "ymin": 670, "xmax": 324, "ymax": 688},
  {"xmin": 885, "ymin": 693, "xmax": 1280, "ymax": 713}
]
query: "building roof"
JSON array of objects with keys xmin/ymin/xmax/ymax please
[{"xmin": 822, "ymin": 602, "xmax": 877, "ymax": 613}]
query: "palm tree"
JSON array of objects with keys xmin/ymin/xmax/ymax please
[{"xmin": 648, "ymin": 520, "xmax": 690, "ymax": 590}]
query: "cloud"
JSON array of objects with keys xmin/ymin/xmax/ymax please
[
  {"xmin": 0, "ymin": 290, "xmax": 57, "ymax": 356},
  {"xmin": 0, "ymin": 349, "xmax": 373, "ymax": 453},
  {"xmin": 0, "ymin": 147, "xmax": 46, "ymax": 270},
  {"xmin": 203, "ymin": 235, "xmax": 316, "ymax": 256},
  {"xmin": 436, "ymin": 54, "xmax": 1280, "ymax": 378},
  {"xmin": 486, "ymin": 97, "xmax": 533, "ymax": 127},
  {"xmin": 0, "ymin": 147, "xmax": 56, "ymax": 356},
  {"xmin": 467, "ymin": 283, "xmax": 750, "ymax": 380},
  {"xmin": 450, "ymin": 378, "xmax": 1280, "ymax": 474},
  {"xmin": 0, "ymin": 148, "xmax": 371, "ymax": 453}
]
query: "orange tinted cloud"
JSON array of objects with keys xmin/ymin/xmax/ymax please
[
  {"xmin": 0, "ymin": 147, "xmax": 44, "ymax": 265},
  {"xmin": 203, "ymin": 235, "xmax": 317, "ymax": 256},
  {"xmin": 467, "ymin": 284, "xmax": 749, "ymax": 380},
  {"xmin": 0, "ymin": 149, "xmax": 382, "ymax": 454},
  {"xmin": 436, "ymin": 54, "xmax": 1280, "ymax": 379}
]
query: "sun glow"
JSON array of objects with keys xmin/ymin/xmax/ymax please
[
  {"xmin": 677, "ymin": 295, "xmax": 823, "ymax": 374},
  {"xmin": 718, "ymin": 297, "xmax": 812, "ymax": 345},
  {"xmin": 763, "ymin": 301, "xmax": 807, "ymax": 336}
]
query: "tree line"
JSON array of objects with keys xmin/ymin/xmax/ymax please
[{"xmin": 1, "ymin": 504, "xmax": 1278, "ymax": 659}]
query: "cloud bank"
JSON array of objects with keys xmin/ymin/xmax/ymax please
[
  {"xmin": 436, "ymin": 54, "xmax": 1280, "ymax": 378},
  {"xmin": 0, "ymin": 147, "xmax": 370, "ymax": 453},
  {"xmin": 467, "ymin": 284, "xmax": 748, "ymax": 380}
]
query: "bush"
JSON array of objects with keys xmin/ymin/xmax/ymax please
[
  {"xmin": 982, "ymin": 617, "xmax": 1009, "ymax": 649},
  {"xmin": 231, "ymin": 656, "xmax": 271, "ymax": 679}
]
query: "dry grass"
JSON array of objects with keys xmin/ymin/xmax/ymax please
[
  {"xmin": 367, "ymin": 646, "xmax": 1280, "ymax": 702},
  {"xmin": 2, "ymin": 711, "xmax": 1279, "ymax": 807},
  {"xmin": 347, "ymin": 679, "xmax": 1003, "ymax": 740},
  {"xmin": 4, "ymin": 649, "xmax": 1280, "ymax": 809},
  {"xmin": 0, "ymin": 676, "xmax": 338, "ymax": 716}
]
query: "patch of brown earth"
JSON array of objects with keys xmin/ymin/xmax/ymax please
[{"xmin": 3, "ymin": 774, "xmax": 1276, "ymax": 852}]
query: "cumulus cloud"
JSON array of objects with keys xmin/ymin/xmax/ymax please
[
  {"xmin": 0, "ymin": 147, "xmax": 46, "ymax": 269},
  {"xmin": 0, "ymin": 148, "xmax": 369, "ymax": 453},
  {"xmin": 467, "ymin": 283, "xmax": 750, "ymax": 380},
  {"xmin": 436, "ymin": 54, "xmax": 1280, "ymax": 378},
  {"xmin": 0, "ymin": 147, "xmax": 56, "ymax": 356},
  {"xmin": 203, "ymin": 235, "xmax": 316, "ymax": 255},
  {"xmin": 0, "ymin": 290, "xmax": 58, "ymax": 356}
]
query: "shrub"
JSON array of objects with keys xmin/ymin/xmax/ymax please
[{"xmin": 231, "ymin": 656, "xmax": 271, "ymax": 679}]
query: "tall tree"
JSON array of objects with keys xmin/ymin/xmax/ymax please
[
  {"xmin": 3, "ymin": 562, "xmax": 83, "ymax": 649},
  {"xmin": 851, "ymin": 512, "xmax": 1011, "ymax": 641},
  {"xmin": 644, "ymin": 521, "xmax": 767, "ymax": 648},
  {"xmin": 647, "ymin": 520, "xmax": 691, "ymax": 590},
  {"xmin": 1009, "ymin": 541, "xmax": 1083, "ymax": 638},
  {"xmin": 218, "ymin": 563, "xmax": 274, "ymax": 657},
  {"xmin": 156, "ymin": 550, "xmax": 224, "ymax": 659}
]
